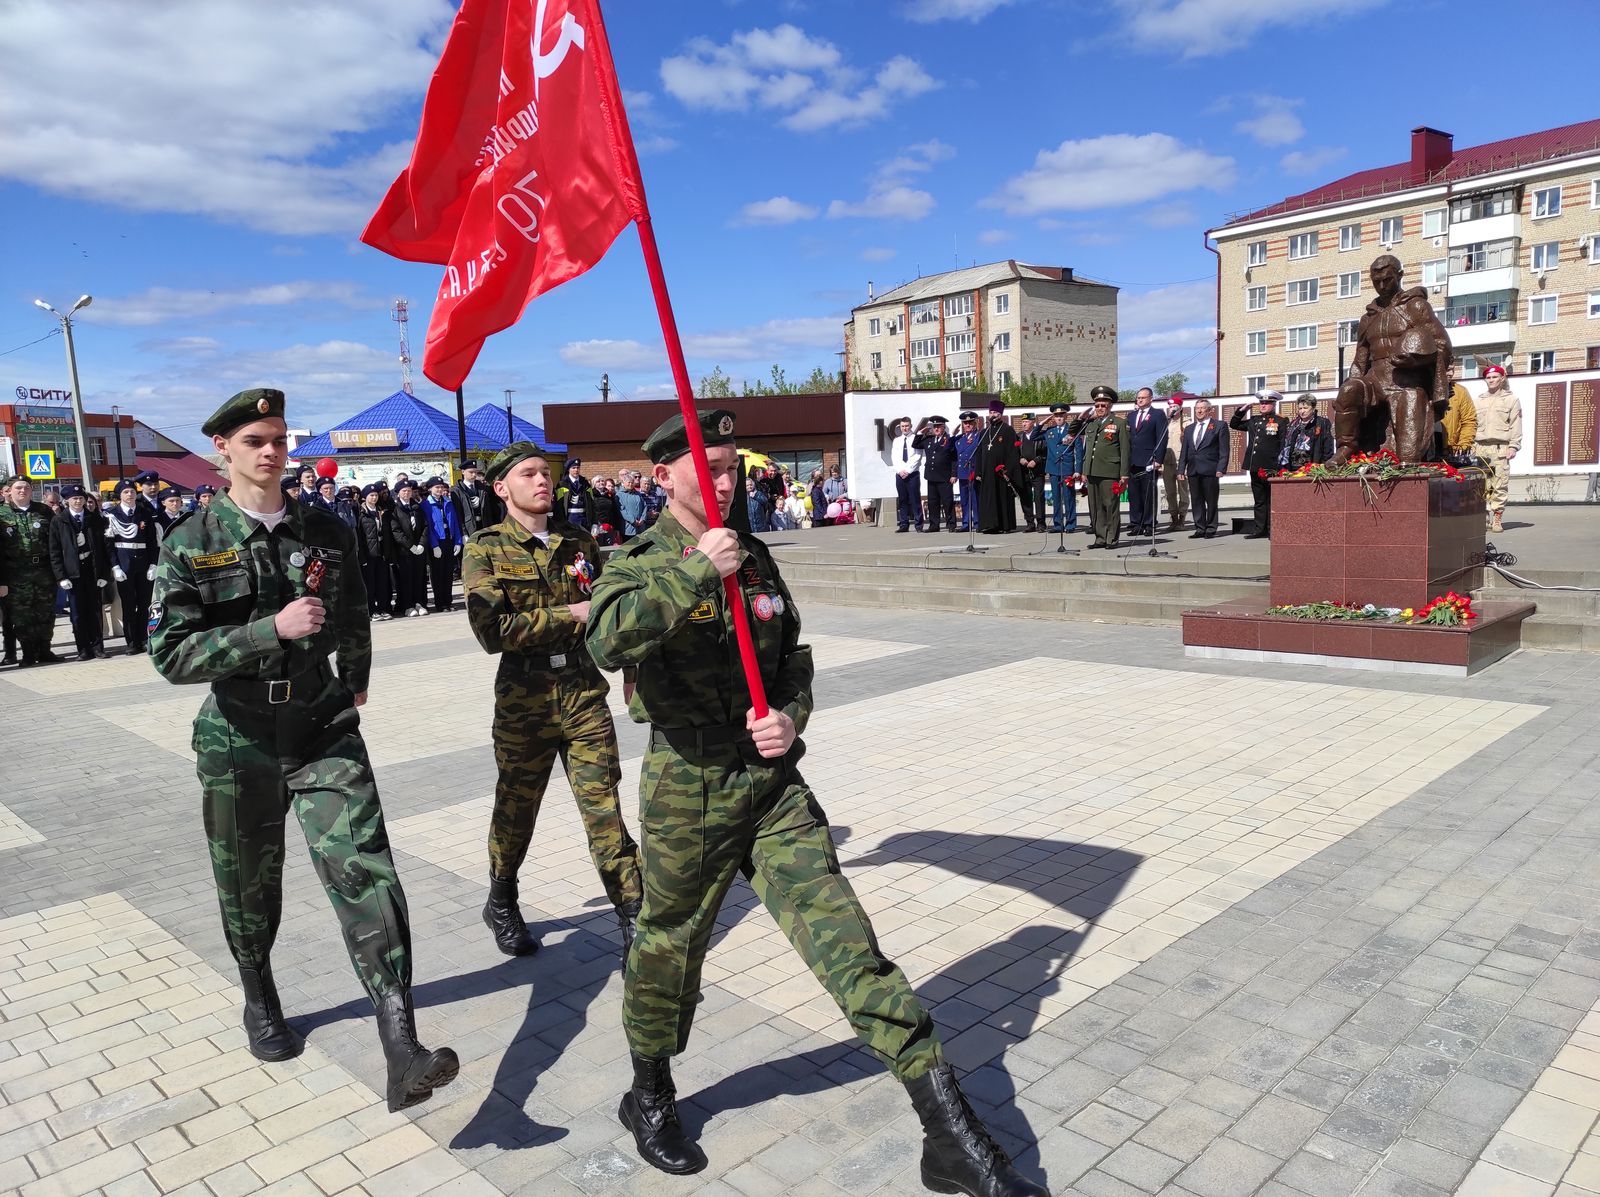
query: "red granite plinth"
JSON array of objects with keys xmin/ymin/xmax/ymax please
[
  {"xmin": 1269, "ymin": 475, "xmax": 1485, "ymax": 610},
  {"xmin": 1181, "ymin": 598, "xmax": 1534, "ymax": 675}
]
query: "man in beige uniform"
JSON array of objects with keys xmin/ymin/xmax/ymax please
[
  {"xmin": 1472, "ymin": 364, "xmax": 1521, "ymax": 533},
  {"xmin": 1161, "ymin": 394, "xmax": 1190, "ymax": 532}
]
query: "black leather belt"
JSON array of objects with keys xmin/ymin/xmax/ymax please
[
  {"xmin": 214, "ymin": 663, "xmax": 334, "ymax": 706},
  {"xmin": 649, "ymin": 724, "xmax": 749, "ymax": 753}
]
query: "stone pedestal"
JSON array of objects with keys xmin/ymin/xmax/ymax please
[{"xmin": 1268, "ymin": 474, "xmax": 1485, "ymax": 610}]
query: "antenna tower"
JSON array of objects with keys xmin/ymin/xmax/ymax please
[{"xmin": 391, "ymin": 299, "xmax": 415, "ymax": 395}]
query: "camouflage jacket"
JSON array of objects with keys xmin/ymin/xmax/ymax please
[
  {"xmin": 0, "ymin": 501, "xmax": 56, "ymax": 582},
  {"xmin": 462, "ymin": 516, "xmax": 602, "ymax": 657},
  {"xmin": 586, "ymin": 508, "xmax": 813, "ymax": 733},
  {"xmin": 149, "ymin": 488, "xmax": 371, "ymax": 691}
]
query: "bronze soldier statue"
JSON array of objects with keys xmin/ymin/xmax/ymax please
[{"xmin": 1332, "ymin": 254, "xmax": 1452, "ymax": 464}]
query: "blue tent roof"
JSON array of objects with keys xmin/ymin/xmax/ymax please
[
  {"xmin": 293, "ymin": 390, "xmax": 521, "ymax": 459},
  {"xmin": 465, "ymin": 403, "xmax": 566, "ymax": 453}
]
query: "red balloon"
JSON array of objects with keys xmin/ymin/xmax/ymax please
[{"xmin": 315, "ymin": 457, "xmax": 339, "ymax": 479}]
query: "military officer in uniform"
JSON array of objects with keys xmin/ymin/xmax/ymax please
[
  {"xmin": 462, "ymin": 442, "xmax": 643, "ymax": 960},
  {"xmin": 49, "ymin": 482, "xmax": 112, "ymax": 660},
  {"xmin": 149, "ymin": 387, "xmax": 457, "ymax": 1113},
  {"xmin": 104, "ymin": 479, "xmax": 159, "ymax": 655},
  {"xmin": 1043, "ymin": 403, "xmax": 1084, "ymax": 533},
  {"xmin": 586, "ymin": 410, "xmax": 1044, "ymax": 1197},
  {"xmin": 1071, "ymin": 386, "xmax": 1130, "ymax": 549},
  {"xmin": 1473, "ymin": 364, "xmax": 1521, "ymax": 533},
  {"xmin": 1231, "ymin": 389, "xmax": 1287, "ymax": 539},
  {"xmin": 912, "ymin": 415, "xmax": 957, "ymax": 532},
  {"xmin": 952, "ymin": 411, "xmax": 981, "ymax": 531},
  {"xmin": 0, "ymin": 476, "xmax": 63, "ymax": 665}
]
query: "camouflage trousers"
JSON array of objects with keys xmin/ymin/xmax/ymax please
[
  {"xmin": 625, "ymin": 732, "xmax": 942, "ymax": 1080},
  {"xmin": 193, "ymin": 668, "xmax": 411, "ymax": 1001},
  {"xmin": 490, "ymin": 658, "xmax": 641, "ymax": 910},
  {"xmin": 4, "ymin": 567, "xmax": 56, "ymax": 657}
]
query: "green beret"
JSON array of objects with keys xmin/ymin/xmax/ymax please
[
  {"xmin": 1090, "ymin": 385, "xmax": 1117, "ymax": 402},
  {"xmin": 642, "ymin": 408, "xmax": 737, "ymax": 465},
  {"xmin": 484, "ymin": 441, "xmax": 549, "ymax": 483},
  {"xmin": 202, "ymin": 388, "xmax": 285, "ymax": 437}
]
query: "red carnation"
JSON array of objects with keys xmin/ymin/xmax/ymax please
[{"xmin": 1257, "ymin": 469, "xmax": 1269, "ymax": 478}]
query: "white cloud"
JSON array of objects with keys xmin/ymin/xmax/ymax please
[
  {"xmin": 1111, "ymin": 0, "xmax": 1389, "ymax": 58},
  {"xmin": 660, "ymin": 26, "xmax": 937, "ymax": 131},
  {"xmin": 1142, "ymin": 202, "xmax": 1198, "ymax": 228},
  {"xmin": 988, "ymin": 133, "xmax": 1234, "ymax": 215},
  {"xmin": 636, "ymin": 135, "xmax": 679, "ymax": 156},
  {"xmin": 978, "ymin": 229, "xmax": 1013, "ymax": 245},
  {"xmin": 860, "ymin": 247, "xmax": 897, "ymax": 262},
  {"xmin": 0, "ymin": 0, "xmax": 450, "ymax": 235},
  {"xmin": 1117, "ymin": 281, "xmax": 1218, "ymax": 388},
  {"xmin": 559, "ymin": 339, "xmax": 664, "ymax": 371},
  {"xmin": 86, "ymin": 281, "xmax": 373, "ymax": 327},
  {"xmin": 903, "ymin": 0, "xmax": 1016, "ymax": 20},
  {"xmin": 1282, "ymin": 146, "xmax": 1348, "ymax": 176},
  {"xmin": 827, "ymin": 186, "xmax": 935, "ymax": 221},
  {"xmin": 1235, "ymin": 95, "xmax": 1305, "ymax": 146},
  {"xmin": 735, "ymin": 196, "xmax": 820, "ymax": 225}
]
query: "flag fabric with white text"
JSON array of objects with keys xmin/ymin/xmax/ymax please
[{"xmin": 362, "ymin": 0, "xmax": 647, "ymax": 390}]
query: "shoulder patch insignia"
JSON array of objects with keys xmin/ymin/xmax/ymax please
[
  {"xmin": 191, "ymin": 550, "xmax": 241, "ymax": 571},
  {"xmin": 146, "ymin": 601, "xmax": 163, "ymax": 634},
  {"xmin": 687, "ymin": 599, "xmax": 717, "ymax": 623}
]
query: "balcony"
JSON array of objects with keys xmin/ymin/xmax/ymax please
[
  {"xmin": 1447, "ymin": 242, "xmax": 1517, "ymax": 298},
  {"xmin": 1447, "ymin": 212, "xmax": 1519, "ymax": 249},
  {"xmin": 1443, "ymin": 296, "xmax": 1514, "ymax": 351}
]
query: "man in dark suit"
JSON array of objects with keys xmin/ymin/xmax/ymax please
[
  {"xmin": 913, "ymin": 415, "xmax": 958, "ymax": 532},
  {"xmin": 1126, "ymin": 387, "xmax": 1168, "ymax": 536},
  {"xmin": 1177, "ymin": 398, "xmax": 1227, "ymax": 538},
  {"xmin": 1011, "ymin": 412, "xmax": 1048, "ymax": 533},
  {"xmin": 1230, "ymin": 389, "xmax": 1286, "ymax": 539}
]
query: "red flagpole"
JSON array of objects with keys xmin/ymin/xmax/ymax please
[{"xmin": 634, "ymin": 218, "xmax": 770, "ymax": 720}]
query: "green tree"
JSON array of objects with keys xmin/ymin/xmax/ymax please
[
  {"xmin": 1117, "ymin": 388, "xmax": 1140, "ymax": 403},
  {"xmin": 1000, "ymin": 373, "xmax": 1077, "ymax": 409},
  {"xmin": 696, "ymin": 366, "xmax": 733, "ymax": 398},
  {"xmin": 1152, "ymin": 371, "xmax": 1190, "ymax": 397},
  {"xmin": 798, "ymin": 366, "xmax": 839, "ymax": 393}
]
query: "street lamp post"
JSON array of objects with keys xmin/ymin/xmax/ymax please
[
  {"xmin": 504, "ymin": 389, "xmax": 515, "ymax": 440},
  {"xmin": 33, "ymin": 295, "xmax": 95, "ymax": 490},
  {"xmin": 111, "ymin": 404, "xmax": 126, "ymax": 481}
]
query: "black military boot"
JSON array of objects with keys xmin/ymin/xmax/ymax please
[
  {"xmin": 906, "ymin": 1064, "xmax": 1048, "ymax": 1197},
  {"xmin": 482, "ymin": 873, "xmax": 539, "ymax": 956},
  {"xmin": 618, "ymin": 1053, "xmax": 706, "ymax": 1175},
  {"xmin": 616, "ymin": 898, "xmax": 641, "ymax": 963},
  {"xmin": 238, "ymin": 964, "xmax": 304, "ymax": 1062},
  {"xmin": 374, "ymin": 989, "xmax": 459, "ymax": 1112}
]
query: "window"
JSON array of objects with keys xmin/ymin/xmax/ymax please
[
  {"xmin": 1451, "ymin": 189, "xmax": 1516, "ymax": 223},
  {"xmin": 944, "ymin": 294, "xmax": 974, "ymax": 318},
  {"xmin": 1248, "ymin": 240, "xmax": 1268, "ymax": 266},
  {"xmin": 1286, "ymin": 324, "xmax": 1318, "ymax": 350},
  {"xmin": 910, "ymin": 300, "xmax": 939, "ymax": 325},
  {"xmin": 1533, "ymin": 186, "xmax": 1562, "ymax": 218},
  {"xmin": 945, "ymin": 330, "xmax": 975, "ymax": 354},
  {"xmin": 1379, "ymin": 216, "xmax": 1403, "ymax": 244},
  {"xmin": 897, "ymin": 348, "xmax": 906, "ymax": 366},
  {"xmin": 996, "ymin": 370, "xmax": 1012, "ymax": 389},
  {"xmin": 1246, "ymin": 285, "xmax": 1266, "ymax": 311},
  {"xmin": 1528, "ymin": 295, "xmax": 1558, "ymax": 325},
  {"xmin": 1421, "ymin": 259, "xmax": 1448, "ymax": 287},
  {"xmin": 1339, "ymin": 223, "xmax": 1362, "ymax": 251},
  {"xmin": 1286, "ymin": 371, "xmax": 1319, "ymax": 392},
  {"xmin": 949, "ymin": 368, "xmax": 976, "ymax": 386},
  {"xmin": 1244, "ymin": 374, "xmax": 1266, "ymax": 395},
  {"xmin": 1592, "ymin": 180, "xmax": 1600, "ymax": 209},
  {"xmin": 869, "ymin": 351, "xmax": 882, "ymax": 370},
  {"xmin": 1529, "ymin": 351, "xmax": 1556, "ymax": 373},
  {"xmin": 1246, "ymin": 330, "xmax": 1267, "ymax": 355},
  {"xmin": 1589, "ymin": 291, "xmax": 1600, "ymax": 319},
  {"xmin": 1532, "ymin": 241, "xmax": 1560, "ymax": 272},
  {"xmin": 89, "ymin": 440, "xmax": 107, "ymax": 465},
  {"xmin": 910, "ymin": 337, "xmax": 939, "ymax": 359},
  {"xmin": 1288, "ymin": 232, "xmax": 1317, "ymax": 259},
  {"xmin": 1338, "ymin": 271, "xmax": 1361, "ymax": 299},
  {"xmin": 1423, "ymin": 208, "xmax": 1447, "ymax": 238},
  {"xmin": 1590, "ymin": 237, "xmax": 1600, "ymax": 264},
  {"xmin": 1286, "ymin": 277, "xmax": 1319, "ymax": 305},
  {"xmin": 993, "ymin": 331, "xmax": 1011, "ymax": 352},
  {"xmin": 1337, "ymin": 319, "xmax": 1359, "ymax": 346},
  {"xmin": 868, "ymin": 317, "xmax": 880, "ymax": 336},
  {"xmin": 994, "ymin": 293, "xmax": 1010, "ymax": 315}
]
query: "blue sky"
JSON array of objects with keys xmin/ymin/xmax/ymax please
[{"xmin": 2, "ymin": 0, "xmax": 1594, "ymax": 453}]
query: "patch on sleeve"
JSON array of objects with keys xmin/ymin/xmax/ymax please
[
  {"xmin": 495, "ymin": 562, "xmax": 539, "ymax": 579},
  {"xmin": 191, "ymin": 550, "xmax": 241, "ymax": 570},
  {"xmin": 146, "ymin": 601, "xmax": 164, "ymax": 634},
  {"xmin": 687, "ymin": 599, "xmax": 717, "ymax": 623}
]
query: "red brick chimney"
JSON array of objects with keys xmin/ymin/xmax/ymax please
[{"xmin": 1410, "ymin": 127, "xmax": 1453, "ymax": 182}]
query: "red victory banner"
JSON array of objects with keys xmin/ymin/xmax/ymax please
[{"xmin": 363, "ymin": 0, "xmax": 768, "ymax": 716}]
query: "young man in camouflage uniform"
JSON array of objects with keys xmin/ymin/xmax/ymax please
[
  {"xmin": 149, "ymin": 387, "xmax": 457, "ymax": 1113},
  {"xmin": 0, "ymin": 476, "xmax": 64, "ymax": 666},
  {"xmin": 461, "ymin": 441, "xmax": 642, "ymax": 959},
  {"xmin": 586, "ymin": 410, "xmax": 1044, "ymax": 1196}
]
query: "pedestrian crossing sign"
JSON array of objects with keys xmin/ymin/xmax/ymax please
[{"xmin": 24, "ymin": 450, "xmax": 55, "ymax": 481}]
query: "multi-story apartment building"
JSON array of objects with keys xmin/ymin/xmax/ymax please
[
  {"xmin": 843, "ymin": 261, "xmax": 1118, "ymax": 395},
  {"xmin": 1210, "ymin": 120, "xmax": 1600, "ymax": 397}
]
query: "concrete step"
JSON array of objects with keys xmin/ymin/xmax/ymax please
[
  {"xmin": 1480, "ymin": 581, "xmax": 1600, "ymax": 619},
  {"xmin": 783, "ymin": 578, "xmax": 1253, "ymax": 626},
  {"xmin": 1516, "ymin": 615, "xmax": 1600, "ymax": 652},
  {"xmin": 770, "ymin": 544, "xmax": 1271, "ymax": 580},
  {"xmin": 778, "ymin": 560, "xmax": 1265, "ymax": 602}
]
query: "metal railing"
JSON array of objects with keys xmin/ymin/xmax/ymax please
[{"xmin": 1444, "ymin": 298, "xmax": 1516, "ymax": 327}]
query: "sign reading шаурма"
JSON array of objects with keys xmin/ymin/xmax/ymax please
[{"xmin": 328, "ymin": 428, "xmax": 401, "ymax": 449}]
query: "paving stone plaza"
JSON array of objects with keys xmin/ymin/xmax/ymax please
[{"xmin": 2, "ymin": 602, "xmax": 1599, "ymax": 1196}]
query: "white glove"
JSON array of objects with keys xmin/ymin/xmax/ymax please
[
  {"xmin": 97, "ymin": 578, "xmax": 108, "ymax": 588},
  {"xmin": 114, "ymin": 566, "xmax": 127, "ymax": 582},
  {"xmin": 59, "ymin": 579, "xmax": 72, "ymax": 591},
  {"xmin": 453, "ymin": 543, "xmax": 461, "ymax": 556},
  {"xmin": 410, "ymin": 544, "xmax": 424, "ymax": 556},
  {"xmin": 432, "ymin": 546, "xmax": 442, "ymax": 558},
  {"xmin": 146, "ymin": 565, "xmax": 157, "ymax": 581},
  {"xmin": 1146, "ymin": 463, "xmax": 1158, "ymax": 473}
]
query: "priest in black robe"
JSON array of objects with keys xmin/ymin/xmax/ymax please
[{"xmin": 974, "ymin": 399, "xmax": 1020, "ymax": 534}]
